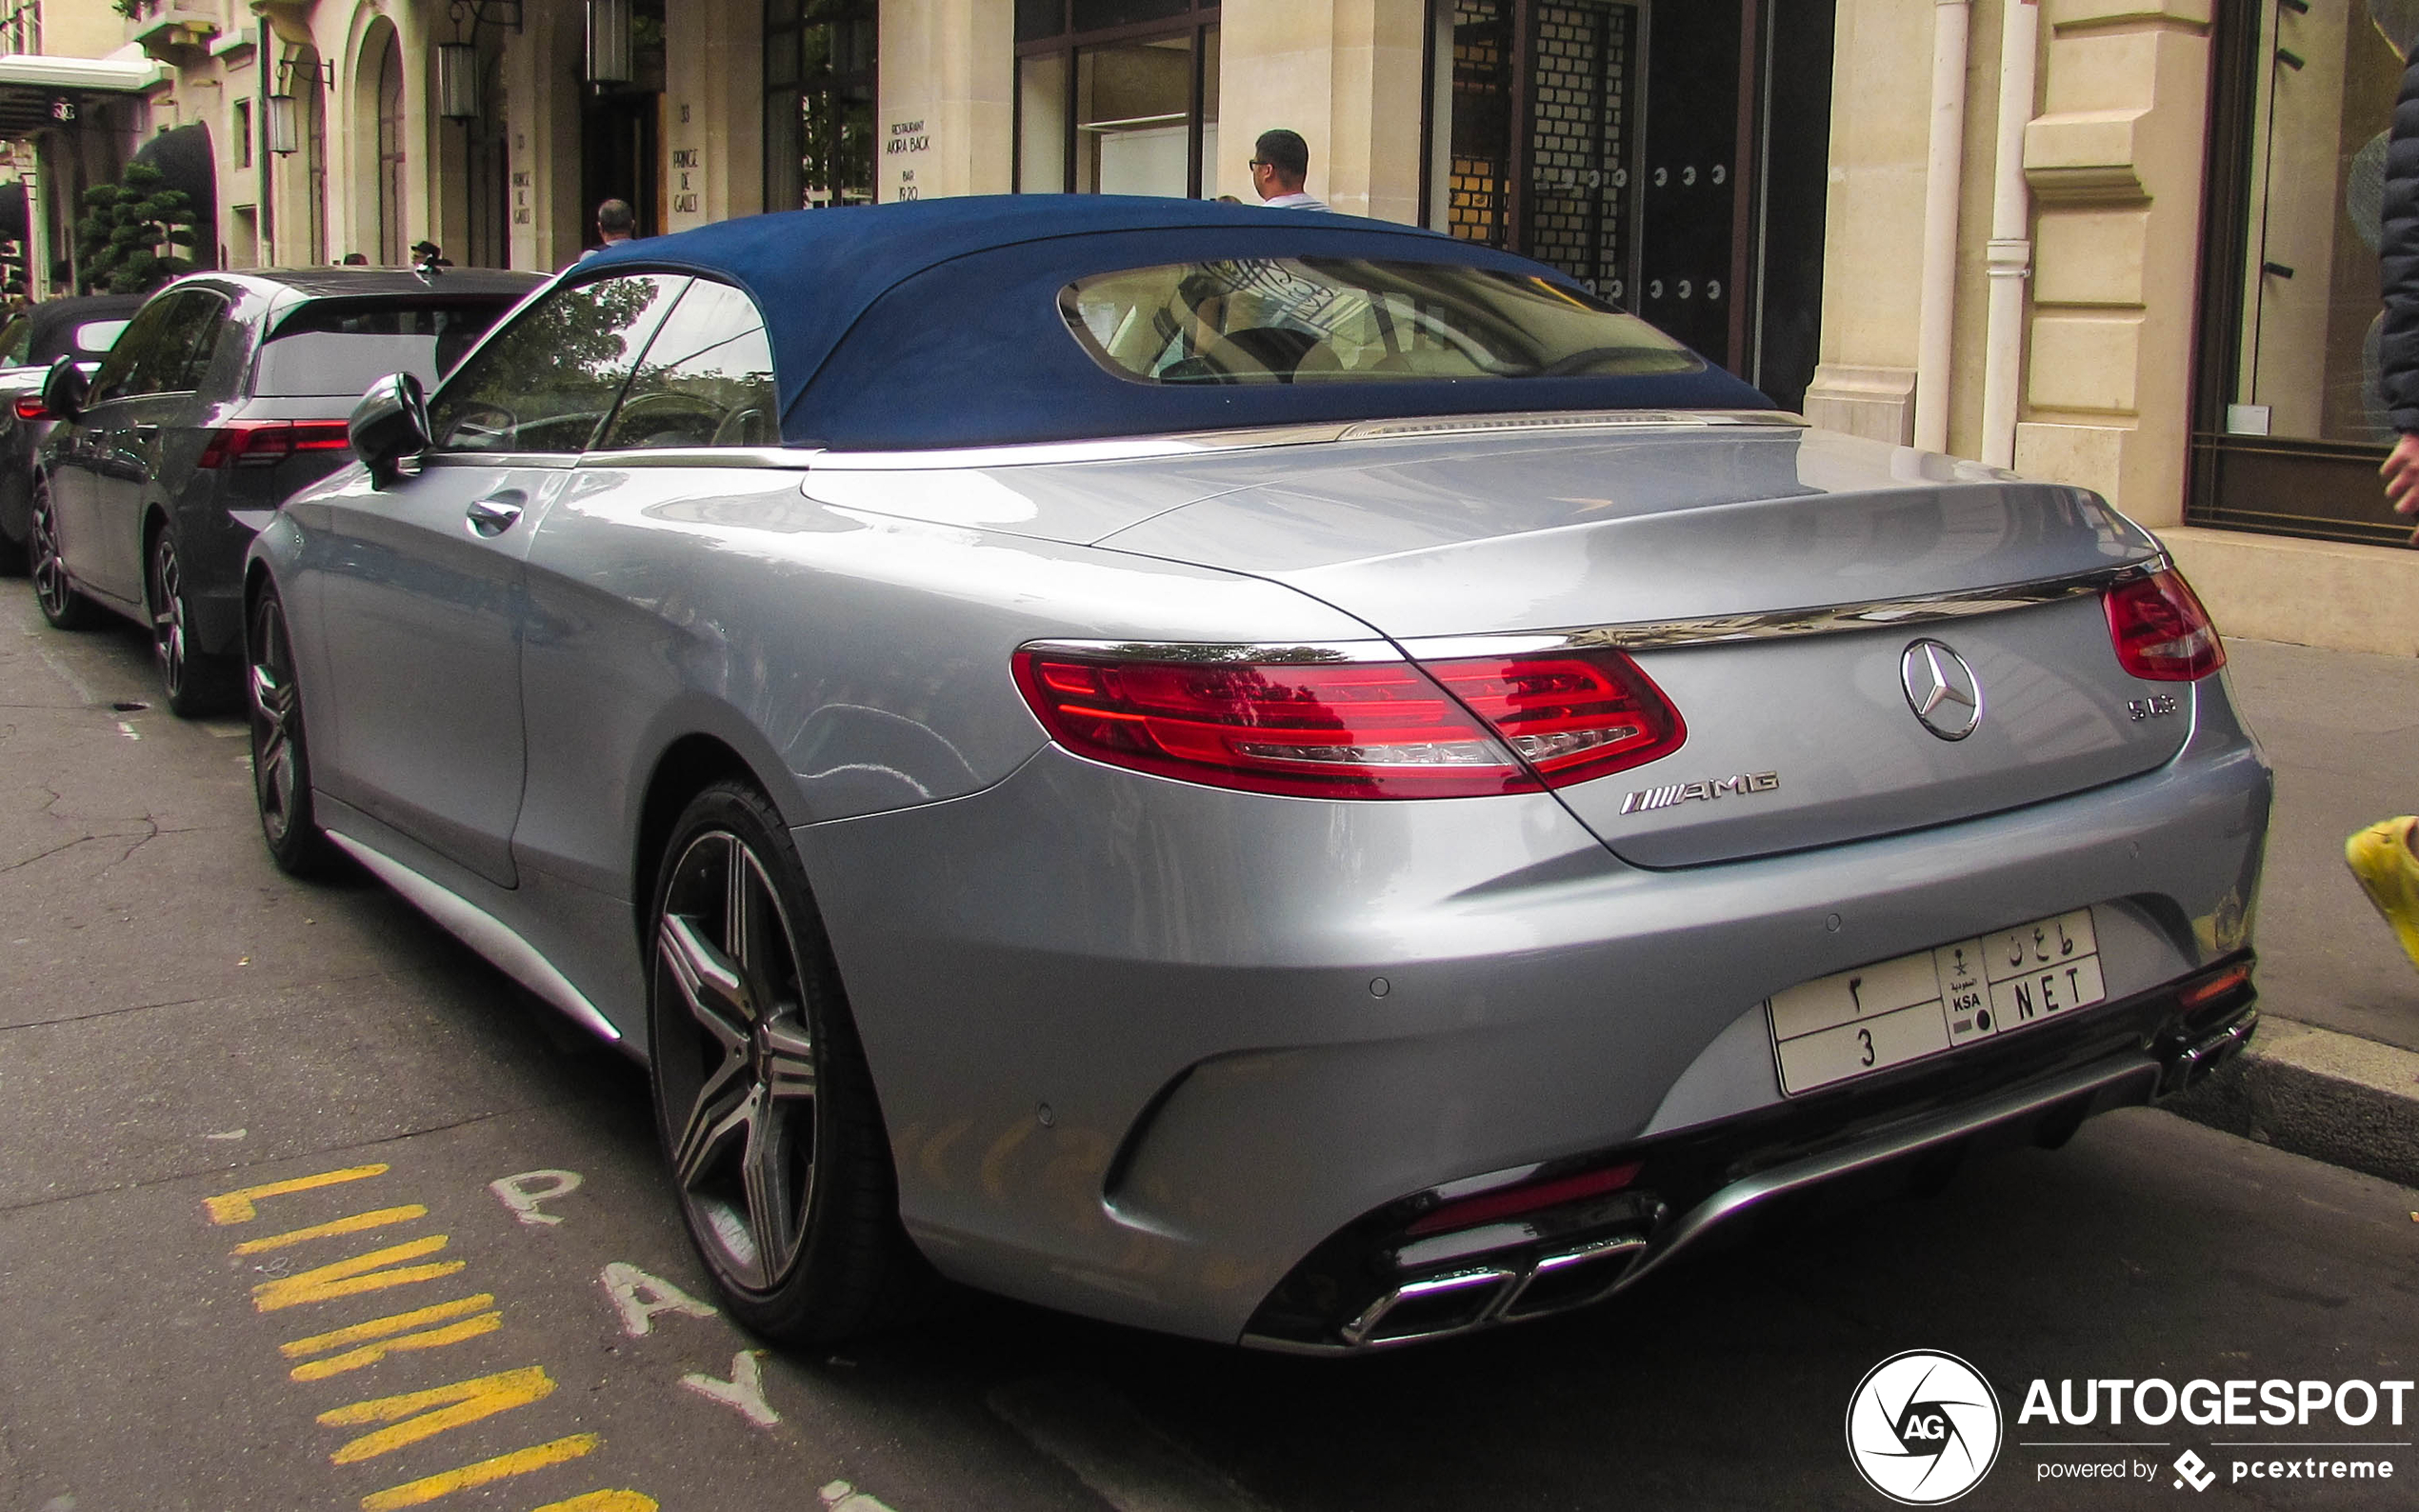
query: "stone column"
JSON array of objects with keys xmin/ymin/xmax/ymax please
[
  {"xmin": 874, "ymin": 0, "xmax": 1011, "ymax": 204},
  {"xmin": 2013, "ymin": 0, "xmax": 2213, "ymax": 525},
  {"xmin": 1803, "ymin": 0, "xmax": 1952, "ymax": 445},
  {"xmin": 664, "ymin": 0, "xmax": 762, "ymax": 232},
  {"xmin": 1217, "ymin": 0, "xmax": 1423, "ymax": 221}
]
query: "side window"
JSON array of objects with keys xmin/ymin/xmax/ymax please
[
  {"xmin": 85, "ymin": 294, "xmax": 187, "ymax": 404},
  {"xmin": 119, "ymin": 290, "xmax": 228, "ymax": 398},
  {"xmin": 426, "ymin": 274, "xmax": 690, "ymax": 453},
  {"xmin": 595, "ymin": 280, "xmax": 778, "ymax": 450}
]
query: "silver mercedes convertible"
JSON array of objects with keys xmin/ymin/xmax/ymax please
[{"xmin": 246, "ymin": 197, "xmax": 2269, "ymax": 1353}]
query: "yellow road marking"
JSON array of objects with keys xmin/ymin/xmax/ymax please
[
  {"xmin": 529, "ymin": 1494, "xmax": 658, "ymax": 1512},
  {"xmin": 232, "ymin": 1206, "xmax": 430, "ymax": 1255},
  {"xmin": 290, "ymin": 1313, "xmax": 503, "ymax": 1383},
  {"xmin": 282, "ymin": 1295, "xmax": 497, "ymax": 1358},
  {"xmin": 319, "ymin": 1364, "xmax": 556, "ymax": 1463},
  {"xmin": 206, "ymin": 1164, "xmax": 390, "ymax": 1224},
  {"xmin": 356, "ymin": 1433, "xmax": 599, "ymax": 1511},
  {"xmin": 253, "ymin": 1236, "xmax": 464, "ymax": 1312}
]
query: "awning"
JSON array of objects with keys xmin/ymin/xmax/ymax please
[{"xmin": 0, "ymin": 53, "xmax": 166, "ymax": 137}]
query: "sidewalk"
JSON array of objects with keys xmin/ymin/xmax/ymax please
[{"xmin": 2166, "ymin": 637, "xmax": 2419, "ymax": 1186}]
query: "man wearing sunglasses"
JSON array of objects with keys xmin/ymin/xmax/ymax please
[{"xmin": 1249, "ymin": 129, "xmax": 1329, "ymax": 211}]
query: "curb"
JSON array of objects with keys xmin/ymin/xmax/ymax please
[{"xmin": 2162, "ymin": 1016, "xmax": 2419, "ymax": 1190}]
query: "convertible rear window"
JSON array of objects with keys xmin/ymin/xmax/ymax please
[{"xmin": 1060, "ymin": 258, "xmax": 1701, "ymax": 387}]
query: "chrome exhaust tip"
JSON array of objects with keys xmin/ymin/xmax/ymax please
[
  {"xmin": 1499, "ymin": 1235, "xmax": 1649, "ymax": 1321},
  {"xmin": 1340, "ymin": 1266, "xmax": 1518, "ymax": 1347}
]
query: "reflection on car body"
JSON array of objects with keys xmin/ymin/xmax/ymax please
[
  {"xmin": 26, "ymin": 267, "xmax": 541, "ymax": 715},
  {"xmin": 241, "ymin": 197, "xmax": 2269, "ymax": 1353}
]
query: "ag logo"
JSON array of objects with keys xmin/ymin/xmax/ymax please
[{"xmin": 1846, "ymin": 1350, "xmax": 2003, "ymax": 1504}]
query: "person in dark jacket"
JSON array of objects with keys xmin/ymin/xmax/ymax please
[{"xmin": 2348, "ymin": 45, "xmax": 2419, "ymax": 968}]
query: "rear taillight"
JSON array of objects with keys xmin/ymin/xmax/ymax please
[
  {"xmin": 1010, "ymin": 645, "xmax": 1684, "ymax": 799},
  {"xmin": 2104, "ymin": 569, "xmax": 2225, "ymax": 681},
  {"xmin": 195, "ymin": 419, "xmax": 354, "ymax": 468},
  {"xmin": 12, "ymin": 396, "xmax": 45, "ymax": 421}
]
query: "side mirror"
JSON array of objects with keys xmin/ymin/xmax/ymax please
[
  {"xmin": 40, "ymin": 355, "xmax": 87, "ymax": 422},
  {"xmin": 350, "ymin": 371, "xmax": 430, "ymax": 487}
]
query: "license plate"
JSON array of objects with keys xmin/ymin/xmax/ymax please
[{"xmin": 1766, "ymin": 907, "xmax": 2105, "ymax": 1096}]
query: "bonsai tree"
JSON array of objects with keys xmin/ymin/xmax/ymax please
[{"xmin": 74, "ymin": 161, "xmax": 202, "ymax": 294}]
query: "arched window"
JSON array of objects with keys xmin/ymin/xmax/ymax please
[{"xmin": 376, "ymin": 30, "xmax": 406, "ymax": 264}]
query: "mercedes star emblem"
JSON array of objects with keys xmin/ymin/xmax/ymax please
[{"xmin": 1902, "ymin": 639, "xmax": 1984, "ymax": 741}]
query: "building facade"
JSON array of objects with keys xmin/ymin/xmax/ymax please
[{"xmin": 2, "ymin": 0, "xmax": 2411, "ymax": 652}]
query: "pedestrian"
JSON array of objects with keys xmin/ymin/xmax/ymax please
[
  {"xmin": 579, "ymin": 199, "xmax": 637, "ymax": 260},
  {"xmin": 1249, "ymin": 129, "xmax": 1329, "ymax": 211},
  {"xmin": 2347, "ymin": 43, "xmax": 2419, "ymax": 969},
  {"xmin": 409, "ymin": 239, "xmax": 453, "ymax": 269},
  {"xmin": 339, "ymin": 251, "xmax": 368, "ymax": 266}
]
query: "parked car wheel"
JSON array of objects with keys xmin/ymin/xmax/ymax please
[
  {"xmin": 648, "ymin": 782, "xmax": 930, "ymax": 1343},
  {"xmin": 150, "ymin": 529, "xmax": 233, "ymax": 716},
  {"xmin": 29, "ymin": 483, "xmax": 99, "ymax": 629},
  {"xmin": 246, "ymin": 586, "xmax": 337, "ymax": 877}
]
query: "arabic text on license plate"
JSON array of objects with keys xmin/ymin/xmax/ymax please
[{"xmin": 1765, "ymin": 908, "xmax": 2104, "ymax": 1096}]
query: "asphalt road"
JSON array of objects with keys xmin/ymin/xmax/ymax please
[{"xmin": 2, "ymin": 578, "xmax": 2415, "ymax": 1512}]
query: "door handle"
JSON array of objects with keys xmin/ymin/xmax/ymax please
[{"xmin": 465, "ymin": 493, "xmax": 525, "ymax": 537}]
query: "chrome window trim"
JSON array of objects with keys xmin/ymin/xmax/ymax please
[
  {"xmin": 806, "ymin": 409, "xmax": 1807, "ymax": 472},
  {"xmin": 578, "ymin": 446, "xmax": 824, "ymax": 470},
  {"xmin": 1020, "ymin": 638, "xmax": 1403, "ymax": 666},
  {"xmin": 419, "ymin": 448, "xmax": 577, "ymax": 470},
  {"xmin": 1335, "ymin": 408, "xmax": 1804, "ymax": 442},
  {"xmin": 1398, "ymin": 559, "xmax": 2165, "ymax": 659}
]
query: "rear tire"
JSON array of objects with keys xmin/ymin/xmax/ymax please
[
  {"xmin": 150, "ymin": 527, "xmax": 234, "ymax": 716},
  {"xmin": 29, "ymin": 482, "xmax": 100, "ymax": 629},
  {"xmin": 647, "ymin": 781, "xmax": 933, "ymax": 1343},
  {"xmin": 246, "ymin": 585, "xmax": 338, "ymax": 877}
]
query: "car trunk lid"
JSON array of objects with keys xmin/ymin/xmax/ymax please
[{"xmin": 1096, "ymin": 425, "xmax": 2189, "ymax": 866}]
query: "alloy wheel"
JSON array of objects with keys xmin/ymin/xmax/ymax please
[
  {"xmin": 30, "ymin": 488, "xmax": 72, "ymax": 622},
  {"xmin": 248, "ymin": 593, "xmax": 302, "ymax": 848},
  {"xmin": 653, "ymin": 828, "xmax": 820, "ymax": 1293},
  {"xmin": 150, "ymin": 533, "xmax": 190, "ymax": 701}
]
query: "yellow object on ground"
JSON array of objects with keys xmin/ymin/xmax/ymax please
[{"xmin": 2344, "ymin": 817, "xmax": 2419, "ymax": 973}]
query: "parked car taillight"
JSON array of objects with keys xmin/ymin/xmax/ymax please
[
  {"xmin": 12, "ymin": 395, "xmax": 45, "ymax": 422},
  {"xmin": 195, "ymin": 419, "xmax": 353, "ymax": 469},
  {"xmin": 1011, "ymin": 645, "xmax": 1684, "ymax": 799},
  {"xmin": 2103, "ymin": 569, "xmax": 2226, "ymax": 681}
]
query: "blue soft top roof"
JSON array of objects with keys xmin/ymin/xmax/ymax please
[{"xmin": 574, "ymin": 195, "xmax": 1772, "ymax": 450}]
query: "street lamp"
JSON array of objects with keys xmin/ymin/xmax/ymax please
[
  {"xmin": 436, "ymin": 41, "xmax": 480, "ymax": 119},
  {"xmin": 585, "ymin": 0, "xmax": 630, "ymax": 85},
  {"xmin": 267, "ymin": 90, "xmax": 299, "ymax": 155}
]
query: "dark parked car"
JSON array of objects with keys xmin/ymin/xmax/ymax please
[
  {"xmin": 0, "ymin": 293, "xmax": 145, "ymax": 574},
  {"xmin": 29, "ymin": 268, "xmax": 541, "ymax": 712}
]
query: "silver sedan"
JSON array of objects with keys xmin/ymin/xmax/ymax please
[{"xmin": 245, "ymin": 196, "xmax": 2269, "ymax": 1352}]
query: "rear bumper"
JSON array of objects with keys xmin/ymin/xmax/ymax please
[
  {"xmin": 1241, "ymin": 962, "xmax": 2256, "ymax": 1351},
  {"xmin": 793, "ymin": 683, "xmax": 2271, "ymax": 1344}
]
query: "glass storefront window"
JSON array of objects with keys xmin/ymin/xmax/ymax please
[
  {"xmin": 2229, "ymin": 2, "xmax": 2412, "ymax": 443},
  {"xmin": 2192, "ymin": 1, "xmax": 2419, "ymax": 546},
  {"xmin": 1015, "ymin": 3, "xmax": 1218, "ymax": 197},
  {"xmin": 765, "ymin": 0, "xmax": 876, "ymax": 211}
]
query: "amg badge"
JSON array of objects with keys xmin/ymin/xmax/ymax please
[{"xmin": 1621, "ymin": 771, "xmax": 1780, "ymax": 815}]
